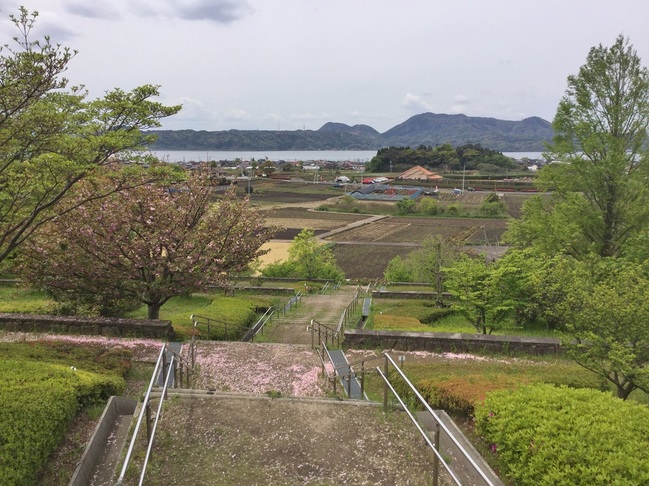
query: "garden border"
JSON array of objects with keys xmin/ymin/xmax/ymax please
[{"xmin": 344, "ymin": 329, "xmax": 561, "ymax": 355}]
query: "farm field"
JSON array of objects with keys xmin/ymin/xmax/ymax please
[
  {"xmin": 261, "ymin": 207, "xmax": 367, "ymax": 240},
  {"xmin": 247, "ymin": 181, "xmax": 516, "ymax": 279},
  {"xmin": 324, "ymin": 216, "xmax": 507, "ymax": 245}
]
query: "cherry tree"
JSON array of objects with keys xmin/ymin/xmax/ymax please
[{"xmin": 18, "ymin": 169, "xmax": 274, "ymax": 319}]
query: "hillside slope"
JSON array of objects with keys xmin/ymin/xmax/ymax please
[{"xmin": 147, "ymin": 112, "xmax": 553, "ymax": 152}]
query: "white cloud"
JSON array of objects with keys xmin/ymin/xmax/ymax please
[
  {"xmin": 401, "ymin": 93, "xmax": 432, "ymax": 112},
  {"xmin": 223, "ymin": 109, "xmax": 250, "ymax": 122},
  {"xmin": 63, "ymin": 0, "xmax": 253, "ymax": 23}
]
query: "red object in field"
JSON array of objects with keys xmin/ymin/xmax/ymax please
[{"xmin": 362, "ymin": 178, "xmax": 374, "ymax": 184}]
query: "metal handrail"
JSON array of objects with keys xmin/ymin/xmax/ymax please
[
  {"xmin": 138, "ymin": 354, "xmax": 175, "ymax": 486},
  {"xmin": 309, "ymin": 319, "xmax": 340, "ymax": 349},
  {"xmin": 337, "ymin": 287, "xmax": 362, "ymax": 333},
  {"xmin": 241, "ymin": 307, "xmax": 275, "ymax": 342},
  {"xmin": 191, "ymin": 313, "xmax": 250, "ymax": 340},
  {"xmin": 377, "ymin": 366, "xmax": 463, "ymax": 486},
  {"xmin": 378, "ymin": 353, "xmax": 496, "ymax": 486},
  {"xmin": 115, "ymin": 345, "xmax": 166, "ymax": 485}
]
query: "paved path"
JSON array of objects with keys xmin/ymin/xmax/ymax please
[{"xmin": 262, "ymin": 285, "xmax": 360, "ymax": 345}]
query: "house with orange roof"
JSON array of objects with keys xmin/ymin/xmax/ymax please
[{"xmin": 397, "ymin": 165, "xmax": 443, "ymax": 181}]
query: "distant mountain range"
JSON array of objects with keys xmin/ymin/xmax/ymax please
[{"xmin": 147, "ymin": 112, "xmax": 554, "ymax": 152}]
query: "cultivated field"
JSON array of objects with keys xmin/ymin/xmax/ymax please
[
  {"xmin": 250, "ymin": 180, "xmax": 528, "ymax": 278},
  {"xmin": 323, "ymin": 216, "xmax": 507, "ymax": 245}
]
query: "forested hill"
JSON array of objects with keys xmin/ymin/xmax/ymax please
[{"xmin": 147, "ymin": 113, "xmax": 553, "ymax": 152}]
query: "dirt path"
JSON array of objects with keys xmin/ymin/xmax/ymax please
[{"xmin": 262, "ymin": 285, "xmax": 360, "ymax": 345}]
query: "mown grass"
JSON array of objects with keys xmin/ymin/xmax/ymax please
[
  {"xmin": 0, "ymin": 285, "xmax": 54, "ymax": 313},
  {"xmin": 0, "ymin": 285, "xmax": 282, "ymax": 340},
  {"xmin": 366, "ymin": 298, "xmax": 563, "ymax": 338}
]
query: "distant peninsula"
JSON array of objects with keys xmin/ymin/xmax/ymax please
[{"xmin": 147, "ymin": 112, "xmax": 553, "ymax": 152}]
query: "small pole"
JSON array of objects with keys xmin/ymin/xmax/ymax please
[
  {"xmin": 145, "ymin": 403, "xmax": 152, "ymax": 444},
  {"xmin": 360, "ymin": 363, "xmax": 365, "ymax": 398},
  {"xmin": 161, "ymin": 351, "xmax": 168, "ymax": 388},
  {"xmin": 383, "ymin": 354, "xmax": 389, "ymax": 412},
  {"xmin": 432, "ymin": 422, "xmax": 441, "ymax": 486},
  {"xmin": 347, "ymin": 371, "xmax": 352, "ymax": 398},
  {"xmin": 173, "ymin": 359, "xmax": 178, "ymax": 389}
]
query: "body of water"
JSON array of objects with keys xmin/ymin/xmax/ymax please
[
  {"xmin": 150, "ymin": 150, "xmax": 378, "ymax": 163},
  {"xmin": 149, "ymin": 149, "xmax": 544, "ymax": 163}
]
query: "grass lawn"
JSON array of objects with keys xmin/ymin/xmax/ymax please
[
  {"xmin": 0, "ymin": 285, "xmax": 54, "ymax": 313},
  {"xmin": 365, "ymin": 298, "xmax": 563, "ymax": 338}
]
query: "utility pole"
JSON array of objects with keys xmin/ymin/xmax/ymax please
[{"xmin": 462, "ymin": 163, "xmax": 466, "ymax": 193}]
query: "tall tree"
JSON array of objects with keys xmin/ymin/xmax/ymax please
[
  {"xmin": 506, "ymin": 35, "xmax": 649, "ymax": 259},
  {"xmin": 384, "ymin": 236, "xmax": 459, "ymax": 303},
  {"xmin": 558, "ymin": 259, "xmax": 649, "ymax": 400},
  {"xmin": 0, "ymin": 8, "xmax": 181, "ymax": 264},
  {"xmin": 261, "ymin": 228, "xmax": 344, "ymax": 281},
  {"xmin": 17, "ymin": 169, "xmax": 274, "ymax": 319},
  {"xmin": 443, "ymin": 254, "xmax": 523, "ymax": 334}
]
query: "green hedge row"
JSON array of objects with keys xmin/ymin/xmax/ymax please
[
  {"xmin": 475, "ymin": 384, "xmax": 649, "ymax": 485},
  {"xmin": 0, "ymin": 343, "xmax": 127, "ymax": 485}
]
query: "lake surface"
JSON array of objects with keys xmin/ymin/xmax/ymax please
[
  {"xmin": 150, "ymin": 150, "xmax": 378, "ymax": 163},
  {"xmin": 149, "ymin": 149, "xmax": 544, "ymax": 163}
]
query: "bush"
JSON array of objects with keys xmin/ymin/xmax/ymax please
[
  {"xmin": 476, "ymin": 384, "xmax": 649, "ymax": 485},
  {"xmin": 0, "ymin": 343, "xmax": 128, "ymax": 485},
  {"xmin": 418, "ymin": 197, "xmax": 439, "ymax": 215},
  {"xmin": 396, "ymin": 198, "xmax": 416, "ymax": 215}
]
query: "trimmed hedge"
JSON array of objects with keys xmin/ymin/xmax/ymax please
[
  {"xmin": 475, "ymin": 384, "xmax": 649, "ymax": 485},
  {"xmin": 0, "ymin": 342, "xmax": 127, "ymax": 485},
  {"xmin": 389, "ymin": 358, "xmax": 606, "ymax": 417}
]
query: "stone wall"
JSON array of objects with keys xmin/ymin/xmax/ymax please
[
  {"xmin": 0, "ymin": 313, "xmax": 174, "ymax": 339},
  {"xmin": 344, "ymin": 329, "xmax": 561, "ymax": 355}
]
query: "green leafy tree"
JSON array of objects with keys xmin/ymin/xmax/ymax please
[
  {"xmin": 17, "ymin": 169, "xmax": 274, "ymax": 319},
  {"xmin": 444, "ymin": 254, "xmax": 523, "ymax": 334},
  {"xmin": 506, "ymin": 35, "xmax": 649, "ymax": 259},
  {"xmin": 261, "ymin": 228, "xmax": 344, "ymax": 281},
  {"xmin": 0, "ymin": 8, "xmax": 181, "ymax": 265},
  {"xmin": 557, "ymin": 259, "xmax": 649, "ymax": 399},
  {"xmin": 384, "ymin": 236, "xmax": 459, "ymax": 303},
  {"xmin": 479, "ymin": 192, "xmax": 507, "ymax": 216}
]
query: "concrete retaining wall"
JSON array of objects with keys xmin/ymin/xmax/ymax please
[
  {"xmin": 69, "ymin": 396, "xmax": 137, "ymax": 486},
  {"xmin": 344, "ymin": 329, "xmax": 561, "ymax": 355},
  {"xmin": 0, "ymin": 313, "xmax": 174, "ymax": 339}
]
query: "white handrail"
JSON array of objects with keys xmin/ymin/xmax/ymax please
[
  {"xmin": 115, "ymin": 345, "xmax": 166, "ymax": 485},
  {"xmin": 138, "ymin": 355, "xmax": 175, "ymax": 486},
  {"xmin": 382, "ymin": 353, "xmax": 495, "ymax": 486}
]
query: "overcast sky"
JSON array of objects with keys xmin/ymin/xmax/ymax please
[{"xmin": 2, "ymin": 1, "xmax": 648, "ymax": 132}]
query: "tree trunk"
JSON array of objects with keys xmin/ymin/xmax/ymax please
[
  {"xmin": 147, "ymin": 302, "xmax": 162, "ymax": 320},
  {"xmin": 616, "ymin": 382, "xmax": 635, "ymax": 400}
]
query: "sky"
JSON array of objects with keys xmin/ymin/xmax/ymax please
[{"xmin": 1, "ymin": 1, "xmax": 648, "ymax": 133}]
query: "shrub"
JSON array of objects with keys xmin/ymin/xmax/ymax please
[
  {"xmin": 0, "ymin": 343, "xmax": 128, "ymax": 485},
  {"xmin": 418, "ymin": 197, "xmax": 439, "ymax": 215},
  {"xmin": 445, "ymin": 203, "xmax": 462, "ymax": 214},
  {"xmin": 396, "ymin": 198, "xmax": 416, "ymax": 215},
  {"xmin": 476, "ymin": 384, "xmax": 649, "ymax": 485}
]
